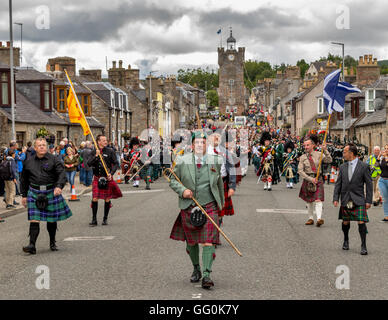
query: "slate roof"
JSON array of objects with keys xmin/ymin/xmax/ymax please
[
  {"xmin": 60, "ymin": 114, "xmax": 104, "ymax": 128},
  {"xmin": 311, "ymin": 61, "xmax": 328, "ymax": 72},
  {"xmin": 53, "ymin": 78, "xmax": 90, "ymax": 94},
  {"xmin": 355, "ymin": 108, "xmax": 386, "ymax": 127},
  {"xmin": 131, "ymin": 89, "xmax": 146, "ymax": 103},
  {"xmin": 0, "ymin": 90, "xmax": 68, "ymax": 125},
  {"xmin": 15, "ymin": 68, "xmax": 54, "ymax": 81},
  {"xmin": 366, "ymin": 76, "xmax": 388, "ymax": 89}
]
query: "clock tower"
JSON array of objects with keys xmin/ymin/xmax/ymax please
[{"xmin": 218, "ymin": 28, "xmax": 246, "ymax": 116}]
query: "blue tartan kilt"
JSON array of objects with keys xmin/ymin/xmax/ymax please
[{"xmin": 27, "ymin": 187, "xmax": 72, "ymax": 222}]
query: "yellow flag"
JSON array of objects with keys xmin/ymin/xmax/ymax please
[{"xmin": 67, "ymin": 89, "xmax": 90, "ymax": 136}]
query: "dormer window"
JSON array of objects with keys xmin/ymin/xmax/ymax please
[
  {"xmin": 365, "ymin": 89, "xmax": 375, "ymax": 112},
  {"xmin": 0, "ymin": 72, "xmax": 10, "ymax": 106},
  {"xmin": 41, "ymin": 82, "xmax": 52, "ymax": 111}
]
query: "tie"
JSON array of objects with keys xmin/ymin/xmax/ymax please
[
  {"xmin": 348, "ymin": 162, "xmax": 353, "ymax": 181},
  {"xmin": 196, "ymin": 163, "xmax": 202, "ymax": 169}
]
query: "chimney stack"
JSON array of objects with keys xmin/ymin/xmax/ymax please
[
  {"xmin": 119, "ymin": 60, "xmax": 123, "ymax": 68},
  {"xmin": 6, "ymin": 41, "xmax": 10, "ymax": 48},
  {"xmin": 112, "ymin": 61, "xmax": 116, "ymax": 69}
]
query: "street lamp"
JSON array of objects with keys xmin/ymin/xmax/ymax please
[
  {"xmin": 148, "ymin": 70, "xmax": 158, "ymax": 128},
  {"xmin": 14, "ymin": 22, "xmax": 22, "ymax": 66},
  {"xmin": 9, "ymin": 0, "xmax": 15, "ymax": 141},
  {"xmin": 331, "ymin": 41, "xmax": 345, "ymax": 140}
]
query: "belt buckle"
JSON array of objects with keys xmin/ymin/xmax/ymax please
[
  {"xmin": 346, "ymin": 201, "xmax": 354, "ymax": 210},
  {"xmin": 40, "ymin": 185, "xmax": 47, "ymax": 191}
]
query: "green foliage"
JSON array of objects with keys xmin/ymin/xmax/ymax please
[
  {"xmin": 177, "ymin": 67, "xmax": 218, "ymax": 91},
  {"xmin": 36, "ymin": 127, "xmax": 50, "ymax": 138},
  {"xmin": 297, "ymin": 59, "xmax": 309, "ymax": 78},
  {"xmin": 206, "ymin": 89, "xmax": 218, "ymax": 107},
  {"xmin": 244, "ymin": 60, "xmax": 276, "ymax": 90}
]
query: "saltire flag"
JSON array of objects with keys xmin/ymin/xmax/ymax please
[
  {"xmin": 323, "ymin": 69, "xmax": 361, "ymax": 114},
  {"xmin": 217, "ymin": 29, "xmax": 221, "ymax": 34},
  {"xmin": 66, "ymin": 81, "xmax": 91, "ymax": 136}
]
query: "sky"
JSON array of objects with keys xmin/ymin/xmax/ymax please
[{"xmin": 1, "ymin": 0, "xmax": 388, "ymax": 78}]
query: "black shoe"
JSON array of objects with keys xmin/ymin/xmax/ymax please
[
  {"xmin": 23, "ymin": 244, "xmax": 36, "ymax": 254},
  {"xmin": 102, "ymin": 219, "xmax": 108, "ymax": 225},
  {"xmin": 360, "ymin": 245, "xmax": 368, "ymax": 255},
  {"xmin": 190, "ymin": 267, "xmax": 202, "ymax": 283},
  {"xmin": 373, "ymin": 201, "xmax": 379, "ymax": 206},
  {"xmin": 201, "ymin": 276, "xmax": 214, "ymax": 289},
  {"xmin": 267, "ymin": 188, "xmax": 272, "ymax": 191},
  {"xmin": 342, "ymin": 240, "xmax": 349, "ymax": 250},
  {"xmin": 6, "ymin": 205, "xmax": 16, "ymax": 209},
  {"xmin": 145, "ymin": 185, "xmax": 151, "ymax": 190},
  {"xmin": 381, "ymin": 219, "xmax": 388, "ymax": 222},
  {"xmin": 50, "ymin": 241, "xmax": 58, "ymax": 251},
  {"xmin": 89, "ymin": 220, "xmax": 97, "ymax": 227}
]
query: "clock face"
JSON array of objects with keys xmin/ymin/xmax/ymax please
[{"xmin": 228, "ymin": 54, "xmax": 235, "ymax": 61}]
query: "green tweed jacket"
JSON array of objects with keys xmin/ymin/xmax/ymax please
[{"xmin": 169, "ymin": 153, "xmax": 225, "ymax": 210}]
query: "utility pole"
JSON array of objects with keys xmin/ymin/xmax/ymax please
[
  {"xmin": 9, "ymin": 0, "xmax": 15, "ymax": 141},
  {"xmin": 331, "ymin": 42, "xmax": 345, "ymax": 141},
  {"xmin": 14, "ymin": 22, "xmax": 22, "ymax": 66}
]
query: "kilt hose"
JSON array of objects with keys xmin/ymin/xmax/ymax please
[
  {"xmin": 220, "ymin": 180, "xmax": 234, "ymax": 217},
  {"xmin": 170, "ymin": 201, "xmax": 221, "ymax": 246},
  {"xmin": 27, "ymin": 187, "xmax": 72, "ymax": 222},
  {"xmin": 92, "ymin": 176, "xmax": 123, "ymax": 200},
  {"xmin": 299, "ymin": 179, "xmax": 325, "ymax": 203},
  {"xmin": 339, "ymin": 205, "xmax": 369, "ymax": 223}
]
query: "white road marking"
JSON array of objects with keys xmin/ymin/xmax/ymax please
[
  {"xmin": 83, "ymin": 189, "xmax": 165, "ymax": 196},
  {"xmin": 63, "ymin": 236, "xmax": 115, "ymax": 241},
  {"xmin": 192, "ymin": 293, "xmax": 202, "ymax": 299},
  {"xmin": 256, "ymin": 208, "xmax": 308, "ymax": 214}
]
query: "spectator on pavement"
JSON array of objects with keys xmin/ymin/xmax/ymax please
[
  {"xmin": 25, "ymin": 141, "xmax": 35, "ymax": 161},
  {"xmin": 378, "ymin": 144, "xmax": 388, "ymax": 222},
  {"xmin": 82, "ymin": 141, "xmax": 94, "ymax": 187},
  {"xmin": 64, "ymin": 147, "xmax": 79, "ymax": 192},
  {"xmin": 3, "ymin": 149, "xmax": 18, "ymax": 209},
  {"xmin": 15, "ymin": 145, "xmax": 26, "ymax": 196}
]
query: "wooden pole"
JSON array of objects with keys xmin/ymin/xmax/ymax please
[
  {"xmin": 315, "ymin": 113, "xmax": 332, "ymax": 179},
  {"xmin": 64, "ymin": 69, "xmax": 110, "ymax": 177},
  {"xmin": 163, "ymin": 168, "xmax": 243, "ymax": 257}
]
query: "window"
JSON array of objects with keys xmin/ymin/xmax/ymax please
[
  {"xmin": 365, "ymin": 89, "xmax": 375, "ymax": 112},
  {"xmin": 0, "ymin": 72, "xmax": 9, "ymax": 106},
  {"xmin": 120, "ymin": 94, "xmax": 123, "ymax": 118},
  {"xmin": 16, "ymin": 132, "xmax": 25, "ymax": 147},
  {"xmin": 57, "ymin": 87, "xmax": 67, "ymax": 112},
  {"xmin": 351, "ymin": 99, "xmax": 360, "ymax": 118},
  {"xmin": 82, "ymin": 94, "xmax": 91, "ymax": 116},
  {"xmin": 337, "ymin": 111, "xmax": 343, "ymax": 120},
  {"xmin": 41, "ymin": 82, "xmax": 51, "ymax": 110},
  {"xmin": 57, "ymin": 131, "xmax": 63, "ymax": 143},
  {"xmin": 229, "ymin": 79, "xmax": 234, "ymax": 86},
  {"xmin": 317, "ymin": 97, "xmax": 324, "ymax": 114}
]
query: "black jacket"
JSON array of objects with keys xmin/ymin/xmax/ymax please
[
  {"xmin": 333, "ymin": 159, "xmax": 373, "ymax": 206},
  {"xmin": 87, "ymin": 147, "xmax": 119, "ymax": 177}
]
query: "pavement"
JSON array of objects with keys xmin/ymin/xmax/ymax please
[{"xmin": 1, "ymin": 167, "xmax": 388, "ymax": 299}]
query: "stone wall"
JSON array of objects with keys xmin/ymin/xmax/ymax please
[
  {"xmin": 354, "ymin": 123, "xmax": 386, "ymax": 152},
  {"xmin": 0, "ymin": 42, "xmax": 20, "ymax": 67}
]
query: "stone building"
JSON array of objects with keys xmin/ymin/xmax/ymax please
[
  {"xmin": 0, "ymin": 41, "xmax": 20, "ymax": 67},
  {"xmin": 217, "ymin": 29, "xmax": 247, "ymax": 116}
]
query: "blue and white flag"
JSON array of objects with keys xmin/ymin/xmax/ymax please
[
  {"xmin": 217, "ymin": 29, "xmax": 222, "ymax": 34},
  {"xmin": 323, "ymin": 69, "xmax": 361, "ymax": 114}
]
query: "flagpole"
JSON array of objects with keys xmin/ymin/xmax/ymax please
[
  {"xmin": 64, "ymin": 69, "xmax": 110, "ymax": 177},
  {"xmin": 315, "ymin": 113, "xmax": 332, "ymax": 179}
]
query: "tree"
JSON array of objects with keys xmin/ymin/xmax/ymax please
[
  {"xmin": 206, "ymin": 89, "xmax": 219, "ymax": 107},
  {"xmin": 177, "ymin": 67, "xmax": 218, "ymax": 91},
  {"xmin": 296, "ymin": 59, "xmax": 309, "ymax": 78}
]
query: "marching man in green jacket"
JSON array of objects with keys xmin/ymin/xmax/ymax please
[
  {"xmin": 169, "ymin": 131, "xmax": 224, "ymax": 289},
  {"xmin": 366, "ymin": 146, "xmax": 382, "ymax": 206}
]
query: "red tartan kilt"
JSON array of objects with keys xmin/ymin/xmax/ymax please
[
  {"xmin": 299, "ymin": 179, "xmax": 324, "ymax": 202},
  {"xmin": 92, "ymin": 176, "xmax": 123, "ymax": 200},
  {"xmin": 220, "ymin": 181, "xmax": 234, "ymax": 217},
  {"xmin": 170, "ymin": 202, "xmax": 220, "ymax": 245}
]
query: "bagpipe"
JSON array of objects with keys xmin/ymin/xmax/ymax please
[
  {"xmin": 280, "ymin": 150, "xmax": 297, "ymax": 176},
  {"xmin": 256, "ymin": 146, "xmax": 273, "ymax": 183}
]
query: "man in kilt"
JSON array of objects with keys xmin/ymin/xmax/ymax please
[
  {"xmin": 88, "ymin": 135, "xmax": 122, "ymax": 226},
  {"xmin": 128, "ymin": 137, "xmax": 141, "ymax": 188},
  {"xmin": 333, "ymin": 143, "xmax": 372, "ymax": 255},
  {"xmin": 169, "ymin": 131, "xmax": 224, "ymax": 289},
  {"xmin": 21, "ymin": 138, "xmax": 72, "ymax": 254},
  {"xmin": 298, "ymin": 135, "xmax": 332, "ymax": 227},
  {"xmin": 257, "ymin": 131, "xmax": 276, "ymax": 191}
]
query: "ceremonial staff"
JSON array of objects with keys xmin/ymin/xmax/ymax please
[{"xmin": 163, "ymin": 167, "xmax": 243, "ymax": 257}]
